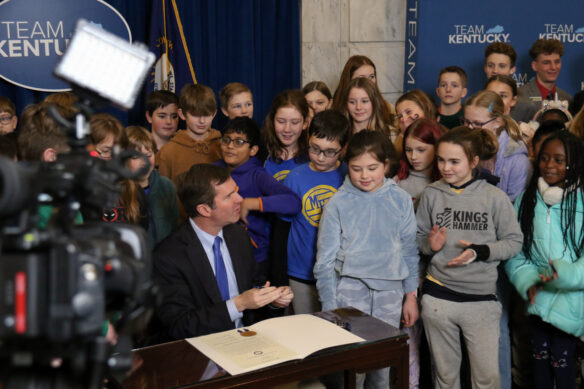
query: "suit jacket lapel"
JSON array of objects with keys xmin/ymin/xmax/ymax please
[{"xmin": 179, "ymin": 222, "xmax": 224, "ymax": 303}]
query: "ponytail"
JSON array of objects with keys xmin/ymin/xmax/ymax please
[
  {"xmin": 475, "ymin": 127, "xmax": 499, "ymax": 160},
  {"xmin": 438, "ymin": 126, "xmax": 498, "ymax": 163},
  {"xmin": 499, "ymin": 115, "xmax": 524, "ymax": 144},
  {"xmin": 466, "ymin": 90, "xmax": 526, "ymax": 145}
]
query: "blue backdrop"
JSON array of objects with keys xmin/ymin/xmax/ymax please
[
  {"xmin": 0, "ymin": 0, "xmax": 301, "ymax": 129},
  {"xmin": 405, "ymin": 0, "xmax": 584, "ymax": 100}
]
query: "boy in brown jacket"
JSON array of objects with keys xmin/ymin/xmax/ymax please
[{"xmin": 156, "ymin": 83, "xmax": 222, "ymax": 184}]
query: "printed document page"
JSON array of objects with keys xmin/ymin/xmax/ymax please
[{"xmin": 186, "ymin": 314, "xmax": 364, "ymax": 375}]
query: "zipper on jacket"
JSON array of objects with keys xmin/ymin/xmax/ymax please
[
  {"xmin": 543, "ymin": 207, "xmax": 558, "ymax": 321},
  {"xmin": 546, "ymin": 208, "xmax": 552, "ymax": 272}
]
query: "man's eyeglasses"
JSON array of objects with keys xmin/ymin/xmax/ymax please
[
  {"xmin": 0, "ymin": 115, "xmax": 14, "ymax": 124},
  {"xmin": 220, "ymin": 137, "xmax": 251, "ymax": 147},
  {"xmin": 460, "ymin": 117, "xmax": 497, "ymax": 128},
  {"xmin": 308, "ymin": 145, "xmax": 341, "ymax": 158}
]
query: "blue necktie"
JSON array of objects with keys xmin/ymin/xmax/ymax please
[{"xmin": 213, "ymin": 236, "xmax": 230, "ymax": 301}]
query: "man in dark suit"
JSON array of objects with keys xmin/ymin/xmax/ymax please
[
  {"xmin": 152, "ymin": 164, "xmax": 293, "ymax": 340},
  {"xmin": 519, "ymin": 39, "xmax": 572, "ymax": 117}
]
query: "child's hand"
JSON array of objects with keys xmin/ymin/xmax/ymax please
[
  {"xmin": 538, "ymin": 259, "xmax": 558, "ymax": 283},
  {"xmin": 105, "ymin": 322, "xmax": 118, "ymax": 346},
  {"xmin": 528, "ymin": 284, "xmax": 542, "ymax": 304},
  {"xmin": 429, "ymin": 225, "xmax": 447, "ymax": 251},
  {"xmin": 447, "ymin": 240, "xmax": 475, "ymax": 267},
  {"xmin": 401, "ymin": 293, "xmax": 419, "ymax": 327},
  {"xmin": 240, "ymin": 198, "xmax": 260, "ymax": 224},
  {"xmin": 528, "ymin": 260, "xmax": 556, "ymax": 304}
]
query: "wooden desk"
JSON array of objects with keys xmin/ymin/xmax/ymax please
[{"xmin": 122, "ymin": 307, "xmax": 408, "ymax": 389}]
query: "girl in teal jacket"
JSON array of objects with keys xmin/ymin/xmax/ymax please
[{"xmin": 506, "ymin": 130, "xmax": 584, "ymax": 389}]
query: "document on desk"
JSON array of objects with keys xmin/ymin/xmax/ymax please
[{"xmin": 186, "ymin": 314, "xmax": 365, "ymax": 376}]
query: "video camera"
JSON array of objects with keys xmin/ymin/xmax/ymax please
[
  {"xmin": 0, "ymin": 153, "xmax": 153, "ymax": 388},
  {"xmin": 0, "ymin": 19, "xmax": 156, "ymax": 389}
]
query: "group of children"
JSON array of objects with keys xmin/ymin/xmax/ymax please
[{"xmin": 2, "ymin": 37, "xmax": 584, "ymax": 389}]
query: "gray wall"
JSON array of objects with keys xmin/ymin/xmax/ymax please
[{"xmin": 301, "ymin": 0, "xmax": 406, "ymax": 103}]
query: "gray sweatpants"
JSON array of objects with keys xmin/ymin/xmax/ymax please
[
  {"xmin": 336, "ymin": 277, "xmax": 404, "ymax": 389},
  {"xmin": 289, "ymin": 278, "xmax": 321, "ymax": 314},
  {"xmin": 421, "ymin": 294, "xmax": 501, "ymax": 389}
]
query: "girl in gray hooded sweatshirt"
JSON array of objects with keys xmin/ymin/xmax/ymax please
[
  {"xmin": 315, "ymin": 130, "xmax": 419, "ymax": 389},
  {"xmin": 416, "ymin": 127, "xmax": 523, "ymax": 389}
]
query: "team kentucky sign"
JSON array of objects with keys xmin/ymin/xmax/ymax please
[
  {"xmin": 0, "ymin": 0, "xmax": 131, "ymax": 91},
  {"xmin": 404, "ymin": 0, "xmax": 584, "ymax": 96}
]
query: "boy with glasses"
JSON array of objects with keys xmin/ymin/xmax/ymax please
[
  {"xmin": 215, "ymin": 117, "xmax": 300, "ymax": 277},
  {"xmin": 282, "ymin": 110, "xmax": 351, "ymax": 314}
]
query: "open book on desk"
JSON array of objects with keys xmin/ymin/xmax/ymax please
[{"xmin": 186, "ymin": 314, "xmax": 365, "ymax": 376}]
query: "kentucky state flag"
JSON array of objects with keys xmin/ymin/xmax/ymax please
[{"xmin": 147, "ymin": 0, "xmax": 196, "ymax": 93}]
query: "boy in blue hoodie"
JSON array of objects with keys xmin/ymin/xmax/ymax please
[{"xmin": 216, "ymin": 117, "xmax": 301, "ymax": 278}]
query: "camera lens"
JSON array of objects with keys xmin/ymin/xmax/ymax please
[{"xmin": 0, "ymin": 157, "xmax": 31, "ymax": 216}]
